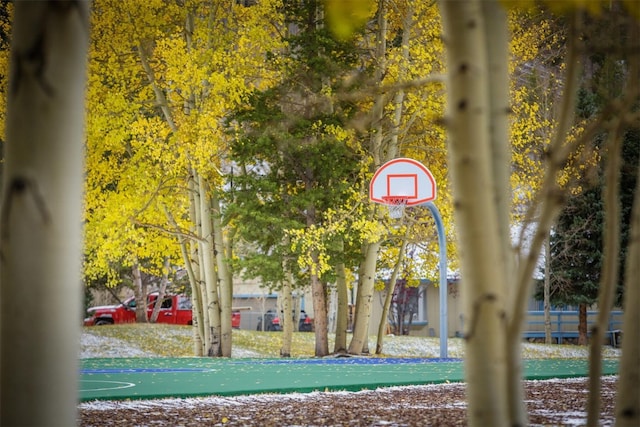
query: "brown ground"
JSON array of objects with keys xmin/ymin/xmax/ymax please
[{"xmin": 78, "ymin": 376, "xmax": 617, "ymax": 426}]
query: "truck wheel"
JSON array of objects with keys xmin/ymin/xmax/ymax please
[{"xmin": 95, "ymin": 319, "xmax": 113, "ymax": 326}]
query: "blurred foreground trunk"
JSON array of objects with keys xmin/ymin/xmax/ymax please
[{"xmin": 0, "ymin": 2, "xmax": 90, "ymax": 425}]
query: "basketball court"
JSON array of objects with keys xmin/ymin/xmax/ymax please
[
  {"xmin": 80, "ymin": 159, "xmax": 618, "ymax": 403},
  {"xmin": 79, "ymin": 357, "xmax": 619, "ymax": 402}
]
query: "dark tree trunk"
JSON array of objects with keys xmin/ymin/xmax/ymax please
[{"xmin": 578, "ymin": 303, "xmax": 588, "ymax": 345}]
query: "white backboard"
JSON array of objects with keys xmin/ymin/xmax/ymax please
[{"xmin": 369, "ymin": 158, "xmax": 437, "ymax": 206}]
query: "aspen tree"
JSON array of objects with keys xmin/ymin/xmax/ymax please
[
  {"xmin": 347, "ymin": 0, "xmax": 387, "ymax": 355},
  {"xmin": 0, "ymin": 2, "xmax": 89, "ymax": 425},
  {"xmin": 615, "ymin": 146, "xmax": 640, "ymax": 426},
  {"xmin": 438, "ymin": 2, "xmax": 510, "ymax": 425}
]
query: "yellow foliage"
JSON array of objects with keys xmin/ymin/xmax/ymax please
[
  {"xmin": 502, "ymin": 0, "xmax": 640, "ymax": 19},
  {"xmin": 83, "ymin": 0, "xmax": 286, "ymax": 284},
  {"xmin": 324, "ymin": 0, "xmax": 377, "ymax": 40}
]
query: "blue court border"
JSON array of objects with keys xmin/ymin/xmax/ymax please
[{"xmin": 79, "ymin": 357, "xmax": 618, "ymax": 402}]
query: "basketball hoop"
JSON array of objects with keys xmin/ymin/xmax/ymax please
[{"xmin": 381, "ymin": 196, "xmax": 408, "ymax": 219}]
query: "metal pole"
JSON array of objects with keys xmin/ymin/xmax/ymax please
[{"xmin": 424, "ymin": 202, "xmax": 448, "ymax": 358}]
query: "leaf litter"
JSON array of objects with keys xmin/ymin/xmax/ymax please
[{"xmin": 78, "ymin": 325, "xmax": 621, "ymax": 426}]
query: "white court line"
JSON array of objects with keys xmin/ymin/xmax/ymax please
[{"xmin": 80, "ymin": 380, "xmax": 136, "ymax": 392}]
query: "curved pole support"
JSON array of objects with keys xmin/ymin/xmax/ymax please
[{"xmin": 424, "ymin": 202, "xmax": 448, "ymax": 358}]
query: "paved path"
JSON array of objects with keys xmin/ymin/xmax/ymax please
[{"xmin": 79, "ymin": 357, "xmax": 619, "ymax": 402}]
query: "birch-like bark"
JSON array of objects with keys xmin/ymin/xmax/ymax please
[
  {"xmin": 140, "ymin": 34, "xmax": 213, "ymax": 354},
  {"xmin": 373, "ymin": 3, "xmax": 413, "ymax": 354},
  {"xmin": 507, "ymin": 14, "xmax": 582, "ymax": 342},
  {"xmin": 198, "ymin": 173, "xmax": 222, "ymax": 356},
  {"xmin": 615, "ymin": 143, "xmax": 640, "ymax": 426},
  {"xmin": 376, "ymin": 231, "xmax": 408, "ymax": 354},
  {"xmin": 0, "ymin": 2, "xmax": 89, "ymax": 425},
  {"xmin": 186, "ymin": 181, "xmax": 207, "ymax": 355},
  {"xmin": 505, "ymin": 13, "xmax": 584, "ymax": 427},
  {"xmin": 614, "ymin": 36, "xmax": 640, "ymax": 424},
  {"xmin": 438, "ymin": 1, "xmax": 509, "ymax": 425},
  {"xmin": 480, "ymin": 2, "xmax": 527, "ymax": 425},
  {"xmin": 211, "ymin": 188, "xmax": 233, "ymax": 357},
  {"xmin": 544, "ymin": 236, "xmax": 552, "ymax": 344},
  {"xmin": 310, "ymin": 250, "xmax": 329, "ymax": 356},
  {"xmin": 190, "ymin": 175, "xmax": 212, "ymax": 354},
  {"xmin": 132, "ymin": 260, "xmax": 147, "ymax": 322},
  {"xmin": 586, "ymin": 119, "xmax": 623, "ymax": 427},
  {"xmin": 333, "ymin": 255, "xmax": 349, "ymax": 353},
  {"xmin": 348, "ymin": 241, "xmax": 381, "ymax": 354},
  {"xmin": 280, "ymin": 275, "xmax": 293, "ymax": 357},
  {"xmin": 386, "ymin": 2, "xmax": 412, "ymax": 161},
  {"xmin": 167, "ymin": 205, "xmax": 205, "ymax": 356},
  {"xmin": 349, "ymin": 0, "xmax": 387, "ymax": 355},
  {"xmin": 149, "ymin": 257, "xmax": 171, "ymax": 323}
]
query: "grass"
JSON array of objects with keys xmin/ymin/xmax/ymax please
[{"xmin": 81, "ymin": 324, "xmax": 622, "ymax": 359}]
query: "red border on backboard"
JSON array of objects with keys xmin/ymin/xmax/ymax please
[{"xmin": 370, "ymin": 158, "xmax": 436, "ymax": 206}]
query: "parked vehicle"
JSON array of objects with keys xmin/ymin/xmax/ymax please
[
  {"xmin": 84, "ymin": 293, "xmax": 242, "ymax": 328},
  {"xmin": 256, "ymin": 309, "xmax": 313, "ymax": 332},
  {"xmin": 256, "ymin": 309, "xmax": 281, "ymax": 331},
  {"xmin": 298, "ymin": 310, "xmax": 313, "ymax": 332}
]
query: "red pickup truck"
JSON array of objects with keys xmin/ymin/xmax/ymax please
[{"xmin": 84, "ymin": 293, "xmax": 241, "ymax": 328}]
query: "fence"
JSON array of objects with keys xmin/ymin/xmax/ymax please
[{"xmin": 524, "ymin": 310, "xmax": 623, "ymax": 346}]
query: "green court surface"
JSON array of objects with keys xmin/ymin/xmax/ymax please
[{"xmin": 79, "ymin": 357, "xmax": 618, "ymax": 402}]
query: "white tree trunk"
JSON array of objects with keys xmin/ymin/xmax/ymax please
[
  {"xmin": 310, "ymin": 251, "xmax": 329, "ymax": 356},
  {"xmin": 481, "ymin": 3, "xmax": 528, "ymax": 425},
  {"xmin": 544, "ymin": 235, "xmax": 552, "ymax": 344},
  {"xmin": 438, "ymin": 1, "xmax": 509, "ymax": 425},
  {"xmin": 280, "ymin": 276, "xmax": 293, "ymax": 357},
  {"xmin": 376, "ymin": 233, "xmax": 408, "ymax": 354},
  {"xmin": 197, "ymin": 173, "xmax": 221, "ymax": 356},
  {"xmin": 349, "ymin": 0, "xmax": 388, "ymax": 355},
  {"xmin": 132, "ymin": 260, "xmax": 147, "ymax": 322},
  {"xmin": 169, "ymin": 206, "xmax": 204, "ymax": 356},
  {"xmin": 348, "ymin": 241, "xmax": 381, "ymax": 354},
  {"xmin": 333, "ymin": 241, "xmax": 349, "ymax": 353},
  {"xmin": 373, "ymin": 2, "xmax": 412, "ymax": 354},
  {"xmin": 587, "ymin": 119, "xmax": 623, "ymax": 427},
  {"xmin": 615, "ymin": 139, "xmax": 640, "ymax": 426},
  {"xmin": 190, "ymin": 175, "xmax": 212, "ymax": 354},
  {"xmin": 211, "ymin": 189, "xmax": 233, "ymax": 357},
  {"xmin": 0, "ymin": 2, "xmax": 89, "ymax": 425},
  {"xmin": 149, "ymin": 257, "xmax": 171, "ymax": 323}
]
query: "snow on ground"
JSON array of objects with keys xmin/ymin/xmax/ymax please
[
  {"xmin": 79, "ymin": 382, "xmax": 467, "ymax": 412},
  {"xmin": 78, "ymin": 330, "xmax": 620, "ymax": 425},
  {"xmin": 79, "ymin": 329, "xmax": 622, "ymax": 359},
  {"xmin": 80, "ymin": 332, "xmax": 157, "ymax": 358},
  {"xmin": 80, "ymin": 330, "xmax": 266, "ymax": 358}
]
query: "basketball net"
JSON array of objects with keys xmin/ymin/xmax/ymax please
[{"xmin": 381, "ymin": 196, "xmax": 408, "ymax": 219}]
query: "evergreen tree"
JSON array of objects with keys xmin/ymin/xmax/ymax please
[
  {"xmin": 227, "ymin": 0, "xmax": 366, "ymax": 356},
  {"xmin": 538, "ymin": 12, "xmax": 639, "ymax": 342},
  {"xmin": 542, "ymin": 128, "xmax": 638, "ymax": 326}
]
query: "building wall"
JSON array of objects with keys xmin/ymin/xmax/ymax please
[
  {"xmin": 368, "ymin": 279, "xmax": 623, "ymax": 340},
  {"xmin": 368, "ymin": 279, "xmax": 462, "ymax": 338},
  {"xmin": 232, "ymin": 277, "xmax": 316, "ymax": 330}
]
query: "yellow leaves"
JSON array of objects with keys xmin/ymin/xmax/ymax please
[
  {"xmin": 352, "ymin": 216, "xmax": 387, "ymax": 244},
  {"xmin": 555, "ymin": 122, "xmax": 599, "ymax": 192},
  {"xmin": 501, "ymin": 0, "xmax": 640, "ymax": 20},
  {"xmin": 311, "ymin": 120, "xmax": 355, "ymax": 146},
  {"xmin": 324, "ymin": 0, "xmax": 377, "ymax": 40},
  {"xmin": 287, "ymin": 193, "xmax": 387, "ymax": 278},
  {"xmin": 288, "ymin": 226, "xmax": 332, "ymax": 277}
]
